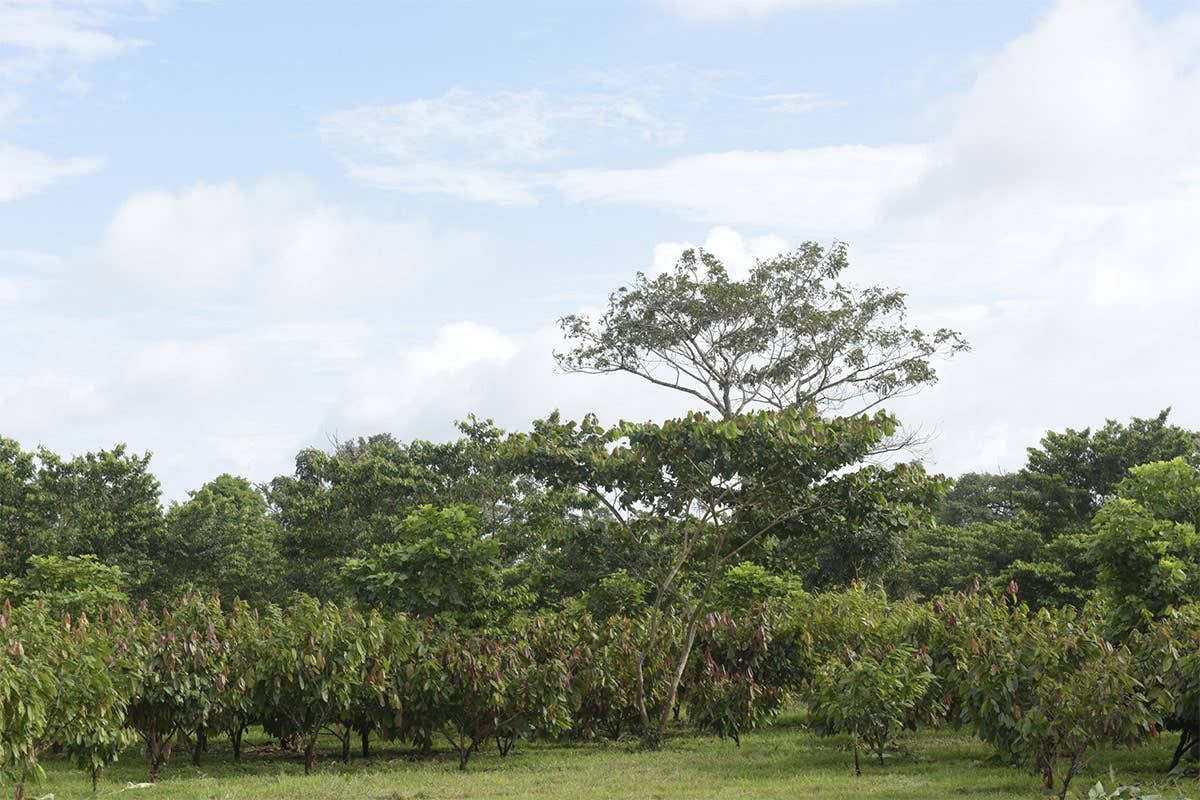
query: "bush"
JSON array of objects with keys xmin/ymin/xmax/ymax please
[
  {"xmin": 0, "ymin": 599, "xmax": 136, "ymax": 799},
  {"xmin": 806, "ymin": 644, "xmax": 938, "ymax": 774},
  {"xmin": 685, "ymin": 609, "xmax": 784, "ymax": 744},
  {"xmin": 949, "ymin": 599, "xmax": 1158, "ymax": 800}
]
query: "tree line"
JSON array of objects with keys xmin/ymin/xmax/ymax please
[{"xmin": 2, "ymin": 242, "xmax": 1198, "ymax": 796}]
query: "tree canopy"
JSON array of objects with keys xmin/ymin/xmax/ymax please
[{"xmin": 556, "ymin": 244, "xmax": 967, "ymax": 419}]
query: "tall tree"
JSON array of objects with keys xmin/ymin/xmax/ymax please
[
  {"xmin": 1091, "ymin": 458, "xmax": 1200, "ymax": 637},
  {"xmin": 0, "ymin": 437, "xmax": 50, "ymax": 577},
  {"xmin": 339, "ymin": 504, "xmax": 510, "ymax": 625},
  {"xmin": 510, "ymin": 406, "xmax": 943, "ymax": 745},
  {"xmin": 161, "ymin": 474, "xmax": 285, "ymax": 607},
  {"xmin": 1020, "ymin": 408, "xmax": 1199, "ymax": 534},
  {"xmin": 936, "ymin": 472, "xmax": 1023, "ymax": 526},
  {"xmin": 34, "ymin": 444, "xmax": 164, "ymax": 600},
  {"xmin": 265, "ymin": 434, "xmax": 442, "ymax": 597},
  {"xmin": 556, "ymin": 244, "xmax": 967, "ymax": 420}
]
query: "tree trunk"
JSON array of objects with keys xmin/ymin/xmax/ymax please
[
  {"xmin": 147, "ymin": 729, "xmax": 169, "ymax": 782},
  {"xmin": 341, "ymin": 729, "xmax": 351, "ymax": 763},
  {"xmin": 231, "ymin": 726, "xmax": 243, "ymax": 762},
  {"xmin": 853, "ymin": 730, "xmax": 861, "ymax": 777},
  {"xmin": 1057, "ymin": 756, "xmax": 1079, "ymax": 800},
  {"xmin": 654, "ymin": 541, "xmax": 724, "ymax": 740},
  {"xmin": 360, "ymin": 728, "xmax": 370, "ymax": 759},
  {"xmin": 458, "ymin": 741, "xmax": 470, "ymax": 771},
  {"xmin": 303, "ymin": 737, "xmax": 317, "ymax": 775},
  {"xmin": 192, "ymin": 728, "xmax": 206, "ymax": 766},
  {"xmin": 1169, "ymin": 727, "xmax": 1196, "ymax": 771}
]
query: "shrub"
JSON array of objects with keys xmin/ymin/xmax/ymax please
[
  {"xmin": 806, "ymin": 644, "xmax": 938, "ymax": 774},
  {"xmin": 951, "ymin": 601, "xmax": 1157, "ymax": 800}
]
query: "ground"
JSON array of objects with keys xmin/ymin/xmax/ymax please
[{"xmin": 15, "ymin": 718, "xmax": 1198, "ymax": 800}]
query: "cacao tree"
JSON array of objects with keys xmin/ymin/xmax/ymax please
[
  {"xmin": 685, "ymin": 608, "xmax": 784, "ymax": 744},
  {"xmin": 0, "ymin": 599, "xmax": 135, "ymax": 799},
  {"xmin": 259, "ymin": 598, "xmax": 386, "ymax": 773},
  {"xmin": 949, "ymin": 600, "xmax": 1157, "ymax": 799},
  {"xmin": 126, "ymin": 592, "xmax": 229, "ymax": 780},
  {"xmin": 806, "ymin": 644, "xmax": 938, "ymax": 774}
]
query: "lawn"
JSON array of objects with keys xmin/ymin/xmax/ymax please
[{"xmin": 13, "ymin": 718, "xmax": 1198, "ymax": 800}]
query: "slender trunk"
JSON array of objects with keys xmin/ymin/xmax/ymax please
[
  {"xmin": 655, "ymin": 533, "xmax": 725, "ymax": 736},
  {"xmin": 341, "ymin": 729, "xmax": 351, "ymax": 763},
  {"xmin": 15, "ymin": 768, "xmax": 27, "ymax": 800},
  {"xmin": 1169, "ymin": 728, "xmax": 1195, "ymax": 771},
  {"xmin": 458, "ymin": 733, "xmax": 470, "ymax": 771},
  {"xmin": 635, "ymin": 547, "xmax": 692, "ymax": 747},
  {"xmin": 360, "ymin": 728, "xmax": 370, "ymax": 759},
  {"xmin": 231, "ymin": 726, "xmax": 243, "ymax": 762},
  {"xmin": 92, "ymin": 766, "xmax": 100, "ymax": 792},
  {"xmin": 853, "ymin": 730, "xmax": 861, "ymax": 776},
  {"xmin": 1057, "ymin": 756, "xmax": 1079, "ymax": 800},
  {"xmin": 303, "ymin": 741, "xmax": 316, "ymax": 775},
  {"xmin": 192, "ymin": 728, "xmax": 206, "ymax": 766},
  {"xmin": 1038, "ymin": 755, "xmax": 1054, "ymax": 791},
  {"xmin": 147, "ymin": 728, "xmax": 168, "ymax": 782}
]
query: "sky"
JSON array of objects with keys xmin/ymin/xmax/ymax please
[{"xmin": 1, "ymin": 0, "xmax": 1199, "ymax": 501}]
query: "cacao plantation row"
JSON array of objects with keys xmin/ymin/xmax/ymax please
[{"xmin": 1, "ymin": 585, "xmax": 1197, "ymax": 800}]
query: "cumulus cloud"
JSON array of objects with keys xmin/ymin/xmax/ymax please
[
  {"xmin": 650, "ymin": 225, "xmax": 790, "ymax": 279},
  {"xmin": 98, "ymin": 175, "xmax": 486, "ymax": 309},
  {"xmin": 342, "ymin": 322, "xmax": 521, "ymax": 426},
  {"xmin": 860, "ymin": 0, "xmax": 1200, "ymax": 475}
]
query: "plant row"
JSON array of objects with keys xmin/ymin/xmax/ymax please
[{"xmin": 1, "ymin": 586, "xmax": 1197, "ymax": 800}]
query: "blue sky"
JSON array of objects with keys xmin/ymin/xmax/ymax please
[{"xmin": 2, "ymin": 0, "xmax": 1199, "ymax": 500}]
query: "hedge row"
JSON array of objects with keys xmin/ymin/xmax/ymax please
[{"xmin": 1, "ymin": 586, "xmax": 1197, "ymax": 800}]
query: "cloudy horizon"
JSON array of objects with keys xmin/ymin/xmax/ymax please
[{"xmin": 2, "ymin": 0, "xmax": 1198, "ymax": 500}]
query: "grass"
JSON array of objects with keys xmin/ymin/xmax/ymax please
[{"xmin": 13, "ymin": 718, "xmax": 1198, "ymax": 800}]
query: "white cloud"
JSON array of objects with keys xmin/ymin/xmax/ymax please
[
  {"xmin": 906, "ymin": 0, "xmax": 1200, "ymax": 207},
  {"xmin": 0, "ymin": 0, "xmax": 152, "ymax": 78},
  {"xmin": 343, "ymin": 322, "xmax": 520, "ymax": 426},
  {"xmin": 320, "ymin": 87, "xmax": 683, "ymax": 205},
  {"xmin": 0, "ymin": 1, "xmax": 175, "ymax": 200},
  {"xmin": 0, "ymin": 373, "xmax": 107, "ymax": 428},
  {"xmin": 125, "ymin": 339, "xmax": 238, "ymax": 392},
  {"xmin": 558, "ymin": 146, "xmax": 932, "ymax": 233},
  {"xmin": 862, "ymin": 0, "xmax": 1200, "ymax": 475},
  {"xmin": 656, "ymin": 0, "xmax": 895, "ymax": 22},
  {"xmin": 98, "ymin": 175, "xmax": 486, "ymax": 308},
  {"xmin": 651, "ymin": 225, "xmax": 790, "ymax": 279},
  {"xmin": 0, "ymin": 141, "xmax": 100, "ymax": 200}
]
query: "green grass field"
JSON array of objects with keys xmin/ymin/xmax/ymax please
[{"xmin": 12, "ymin": 718, "xmax": 1198, "ymax": 800}]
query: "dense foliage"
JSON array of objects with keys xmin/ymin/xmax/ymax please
[
  {"xmin": 1, "ymin": 584, "xmax": 1195, "ymax": 798},
  {"xmin": 3, "ymin": 249, "xmax": 1198, "ymax": 797}
]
